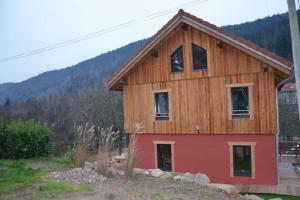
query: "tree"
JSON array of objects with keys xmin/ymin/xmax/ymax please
[{"xmin": 3, "ymin": 98, "xmax": 11, "ymax": 107}]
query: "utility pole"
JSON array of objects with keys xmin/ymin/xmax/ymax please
[{"xmin": 287, "ymin": 0, "xmax": 300, "ymax": 120}]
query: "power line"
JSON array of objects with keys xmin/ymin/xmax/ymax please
[{"xmin": 0, "ymin": 0, "xmax": 209, "ymax": 63}]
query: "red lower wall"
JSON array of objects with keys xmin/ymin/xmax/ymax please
[{"xmin": 134, "ymin": 134, "xmax": 277, "ymax": 185}]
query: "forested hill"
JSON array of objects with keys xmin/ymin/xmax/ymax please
[
  {"xmin": 0, "ymin": 39, "xmax": 146, "ymax": 104},
  {"xmin": 224, "ymin": 10, "xmax": 299, "ymax": 60},
  {"xmin": 0, "ymin": 10, "xmax": 299, "ymax": 104}
]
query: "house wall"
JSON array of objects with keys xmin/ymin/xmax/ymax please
[
  {"xmin": 124, "ymin": 72, "xmax": 276, "ymax": 134},
  {"xmin": 123, "ymin": 25, "xmax": 277, "ymax": 135},
  {"xmin": 135, "ymin": 134, "xmax": 277, "ymax": 185}
]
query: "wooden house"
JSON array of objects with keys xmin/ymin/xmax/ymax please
[{"xmin": 107, "ymin": 10, "xmax": 292, "ymax": 184}]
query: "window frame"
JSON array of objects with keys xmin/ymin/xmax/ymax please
[
  {"xmin": 228, "ymin": 142, "xmax": 256, "ymax": 179},
  {"xmin": 192, "ymin": 43, "xmax": 208, "ymax": 71},
  {"xmin": 226, "ymin": 83, "xmax": 254, "ymax": 120},
  {"xmin": 153, "ymin": 89, "xmax": 172, "ymax": 121},
  {"xmin": 170, "ymin": 46, "xmax": 184, "ymax": 73}
]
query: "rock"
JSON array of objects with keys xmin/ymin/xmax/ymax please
[
  {"xmin": 108, "ymin": 166, "xmax": 124, "ymax": 176},
  {"xmin": 160, "ymin": 172, "xmax": 172, "ymax": 179},
  {"xmin": 149, "ymin": 168, "xmax": 164, "ymax": 178},
  {"xmin": 142, "ymin": 170, "xmax": 150, "ymax": 176},
  {"xmin": 48, "ymin": 168, "xmax": 107, "ymax": 184},
  {"xmin": 209, "ymin": 184, "xmax": 239, "ymax": 195},
  {"xmin": 84, "ymin": 161, "xmax": 95, "ymax": 171},
  {"xmin": 269, "ymin": 198, "xmax": 282, "ymax": 200},
  {"xmin": 194, "ymin": 173, "xmax": 210, "ymax": 185},
  {"xmin": 181, "ymin": 173, "xmax": 195, "ymax": 183},
  {"xmin": 132, "ymin": 168, "xmax": 144, "ymax": 175},
  {"xmin": 173, "ymin": 175, "xmax": 182, "ymax": 181},
  {"xmin": 244, "ymin": 194, "xmax": 264, "ymax": 200},
  {"xmin": 112, "ymin": 153, "xmax": 127, "ymax": 160}
]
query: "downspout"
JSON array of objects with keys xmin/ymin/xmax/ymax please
[{"xmin": 275, "ymin": 68, "xmax": 294, "ymax": 184}]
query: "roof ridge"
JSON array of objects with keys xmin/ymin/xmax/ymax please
[{"xmin": 106, "ymin": 9, "xmax": 292, "ymax": 89}]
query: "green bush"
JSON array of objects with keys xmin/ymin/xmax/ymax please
[{"xmin": 0, "ymin": 121, "xmax": 53, "ymax": 159}]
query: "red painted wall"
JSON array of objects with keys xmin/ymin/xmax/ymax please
[{"xmin": 134, "ymin": 134, "xmax": 277, "ymax": 185}]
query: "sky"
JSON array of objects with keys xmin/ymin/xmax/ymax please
[{"xmin": 0, "ymin": 0, "xmax": 296, "ymax": 84}]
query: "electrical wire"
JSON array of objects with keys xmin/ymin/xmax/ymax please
[{"xmin": 0, "ymin": 0, "xmax": 209, "ymax": 63}]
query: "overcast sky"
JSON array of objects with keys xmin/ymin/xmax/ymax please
[{"xmin": 0, "ymin": 0, "xmax": 295, "ymax": 84}]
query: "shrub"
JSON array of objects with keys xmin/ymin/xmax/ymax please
[{"xmin": 0, "ymin": 120, "xmax": 53, "ymax": 159}]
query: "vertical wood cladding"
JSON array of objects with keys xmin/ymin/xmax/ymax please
[{"xmin": 123, "ymin": 25, "xmax": 276, "ymax": 134}]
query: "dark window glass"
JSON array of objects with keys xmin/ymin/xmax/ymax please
[
  {"xmin": 192, "ymin": 43, "xmax": 207, "ymax": 70},
  {"xmin": 231, "ymin": 87, "xmax": 249, "ymax": 118},
  {"xmin": 233, "ymin": 145, "xmax": 252, "ymax": 177},
  {"xmin": 155, "ymin": 92, "xmax": 169, "ymax": 120},
  {"xmin": 171, "ymin": 47, "xmax": 184, "ymax": 73}
]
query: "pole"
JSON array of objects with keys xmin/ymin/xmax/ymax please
[{"xmin": 287, "ymin": 0, "xmax": 300, "ymax": 120}]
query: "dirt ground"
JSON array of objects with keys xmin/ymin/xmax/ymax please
[{"xmin": 56, "ymin": 175, "xmax": 245, "ymax": 200}]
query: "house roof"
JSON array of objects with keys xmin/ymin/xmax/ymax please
[
  {"xmin": 281, "ymin": 83, "xmax": 296, "ymax": 92},
  {"xmin": 106, "ymin": 9, "xmax": 292, "ymax": 90}
]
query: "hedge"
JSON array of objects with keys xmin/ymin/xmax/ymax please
[{"xmin": 0, "ymin": 121, "xmax": 53, "ymax": 159}]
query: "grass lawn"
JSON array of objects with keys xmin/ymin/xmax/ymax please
[
  {"xmin": 0, "ymin": 155, "xmax": 93, "ymax": 199},
  {"xmin": 243, "ymin": 193, "xmax": 300, "ymax": 200}
]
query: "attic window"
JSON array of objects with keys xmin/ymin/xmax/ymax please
[
  {"xmin": 171, "ymin": 46, "xmax": 184, "ymax": 73},
  {"xmin": 192, "ymin": 43, "xmax": 207, "ymax": 70}
]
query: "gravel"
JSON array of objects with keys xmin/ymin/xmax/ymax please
[{"xmin": 49, "ymin": 168, "xmax": 107, "ymax": 184}]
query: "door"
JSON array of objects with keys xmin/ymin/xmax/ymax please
[{"xmin": 157, "ymin": 144, "xmax": 172, "ymax": 171}]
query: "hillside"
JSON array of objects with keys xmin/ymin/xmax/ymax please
[
  {"xmin": 0, "ymin": 10, "xmax": 298, "ymax": 105},
  {"xmin": 0, "ymin": 39, "xmax": 146, "ymax": 104}
]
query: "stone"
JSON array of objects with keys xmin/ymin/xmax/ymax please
[
  {"xmin": 269, "ymin": 198, "xmax": 282, "ymax": 200},
  {"xmin": 173, "ymin": 175, "xmax": 182, "ymax": 181},
  {"xmin": 208, "ymin": 184, "xmax": 239, "ymax": 195},
  {"xmin": 149, "ymin": 168, "xmax": 164, "ymax": 178},
  {"xmin": 194, "ymin": 173, "xmax": 210, "ymax": 185},
  {"xmin": 108, "ymin": 166, "xmax": 124, "ymax": 176},
  {"xmin": 142, "ymin": 170, "xmax": 150, "ymax": 176},
  {"xmin": 48, "ymin": 168, "xmax": 107, "ymax": 184},
  {"xmin": 244, "ymin": 194, "xmax": 264, "ymax": 200},
  {"xmin": 181, "ymin": 173, "xmax": 195, "ymax": 183},
  {"xmin": 132, "ymin": 168, "xmax": 144, "ymax": 175},
  {"xmin": 84, "ymin": 161, "xmax": 95, "ymax": 171},
  {"xmin": 160, "ymin": 172, "xmax": 172, "ymax": 179}
]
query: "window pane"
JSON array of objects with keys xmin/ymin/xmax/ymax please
[
  {"xmin": 155, "ymin": 92, "xmax": 169, "ymax": 120},
  {"xmin": 171, "ymin": 47, "xmax": 184, "ymax": 73},
  {"xmin": 231, "ymin": 87, "xmax": 249, "ymax": 118},
  {"xmin": 233, "ymin": 145, "xmax": 252, "ymax": 177},
  {"xmin": 192, "ymin": 44, "xmax": 207, "ymax": 70}
]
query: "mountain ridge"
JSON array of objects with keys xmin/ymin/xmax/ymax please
[{"xmin": 0, "ymin": 10, "xmax": 298, "ymax": 105}]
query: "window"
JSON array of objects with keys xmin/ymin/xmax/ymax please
[
  {"xmin": 233, "ymin": 145, "xmax": 252, "ymax": 177},
  {"xmin": 154, "ymin": 92, "xmax": 170, "ymax": 120},
  {"xmin": 228, "ymin": 142, "xmax": 256, "ymax": 179},
  {"xmin": 171, "ymin": 46, "xmax": 184, "ymax": 73},
  {"xmin": 226, "ymin": 83, "xmax": 253, "ymax": 120},
  {"xmin": 192, "ymin": 43, "xmax": 207, "ymax": 70},
  {"xmin": 231, "ymin": 87, "xmax": 249, "ymax": 118}
]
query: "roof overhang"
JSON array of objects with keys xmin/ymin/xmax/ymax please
[{"xmin": 106, "ymin": 10, "xmax": 292, "ymax": 90}]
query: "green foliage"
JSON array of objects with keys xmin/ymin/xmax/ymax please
[
  {"xmin": 0, "ymin": 159, "xmax": 92, "ymax": 198},
  {"xmin": 0, "ymin": 160, "xmax": 43, "ymax": 194},
  {"xmin": 0, "ymin": 121, "xmax": 53, "ymax": 159},
  {"xmin": 244, "ymin": 193, "xmax": 300, "ymax": 200}
]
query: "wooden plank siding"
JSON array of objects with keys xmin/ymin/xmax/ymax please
[{"xmin": 122, "ymin": 25, "xmax": 277, "ymax": 135}]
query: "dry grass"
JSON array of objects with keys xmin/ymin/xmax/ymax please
[
  {"xmin": 95, "ymin": 150, "xmax": 110, "ymax": 176},
  {"xmin": 73, "ymin": 123, "xmax": 95, "ymax": 167},
  {"xmin": 73, "ymin": 144, "xmax": 88, "ymax": 168},
  {"xmin": 123, "ymin": 134, "xmax": 139, "ymax": 177}
]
